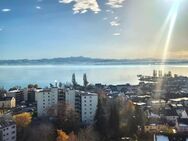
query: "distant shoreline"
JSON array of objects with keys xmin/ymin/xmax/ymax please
[{"xmin": 0, "ymin": 56, "xmax": 188, "ymax": 66}]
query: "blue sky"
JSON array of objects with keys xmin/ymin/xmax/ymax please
[{"xmin": 1, "ymin": 0, "xmax": 188, "ymax": 59}]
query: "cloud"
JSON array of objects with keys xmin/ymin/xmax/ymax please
[
  {"xmin": 103, "ymin": 17, "xmax": 108, "ymax": 20},
  {"xmin": 1, "ymin": 9, "xmax": 11, "ymax": 12},
  {"xmin": 59, "ymin": 0, "xmax": 101, "ymax": 14},
  {"xmin": 110, "ymin": 21, "xmax": 120, "ymax": 26},
  {"xmin": 36, "ymin": 6, "xmax": 41, "ymax": 10},
  {"xmin": 114, "ymin": 16, "xmax": 118, "ymax": 20},
  {"xmin": 0, "ymin": 28, "xmax": 3, "ymax": 31},
  {"xmin": 106, "ymin": 9, "xmax": 114, "ymax": 14},
  {"xmin": 113, "ymin": 33, "xmax": 120, "ymax": 36},
  {"xmin": 106, "ymin": 0, "xmax": 125, "ymax": 8}
]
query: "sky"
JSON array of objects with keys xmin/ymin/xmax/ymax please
[{"xmin": 0, "ymin": 0, "xmax": 188, "ymax": 60}]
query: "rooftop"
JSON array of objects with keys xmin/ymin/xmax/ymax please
[{"xmin": 0, "ymin": 118, "xmax": 15, "ymax": 129}]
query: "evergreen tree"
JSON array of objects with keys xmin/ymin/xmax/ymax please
[
  {"xmin": 59, "ymin": 82, "xmax": 63, "ymax": 88},
  {"xmin": 94, "ymin": 97, "xmax": 107, "ymax": 139},
  {"xmin": 83, "ymin": 73, "xmax": 88, "ymax": 87},
  {"xmin": 108, "ymin": 101, "xmax": 120, "ymax": 140},
  {"xmin": 72, "ymin": 73, "xmax": 77, "ymax": 87}
]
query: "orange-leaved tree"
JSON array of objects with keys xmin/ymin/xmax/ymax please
[
  {"xmin": 56, "ymin": 130, "xmax": 69, "ymax": 141},
  {"xmin": 13, "ymin": 112, "xmax": 32, "ymax": 128}
]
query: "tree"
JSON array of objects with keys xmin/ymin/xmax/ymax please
[
  {"xmin": 72, "ymin": 73, "xmax": 77, "ymax": 87},
  {"xmin": 56, "ymin": 130, "xmax": 69, "ymax": 141},
  {"xmin": 68, "ymin": 132, "xmax": 78, "ymax": 141},
  {"xmin": 83, "ymin": 73, "xmax": 88, "ymax": 87},
  {"xmin": 13, "ymin": 112, "xmax": 32, "ymax": 141},
  {"xmin": 33, "ymin": 84, "xmax": 38, "ymax": 88},
  {"xmin": 50, "ymin": 83, "xmax": 54, "ymax": 88},
  {"xmin": 59, "ymin": 82, "xmax": 63, "ymax": 88},
  {"xmin": 77, "ymin": 127, "xmax": 99, "ymax": 141},
  {"xmin": 57, "ymin": 103, "xmax": 80, "ymax": 133},
  {"xmin": 13, "ymin": 112, "xmax": 32, "ymax": 128},
  {"xmin": 94, "ymin": 97, "xmax": 107, "ymax": 139},
  {"xmin": 108, "ymin": 101, "xmax": 120, "ymax": 140}
]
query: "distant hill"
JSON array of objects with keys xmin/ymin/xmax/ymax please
[{"xmin": 0, "ymin": 56, "xmax": 188, "ymax": 65}]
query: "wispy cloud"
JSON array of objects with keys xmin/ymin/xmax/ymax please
[
  {"xmin": 113, "ymin": 33, "xmax": 120, "ymax": 36},
  {"xmin": 59, "ymin": 0, "xmax": 101, "ymax": 14},
  {"xmin": 36, "ymin": 6, "xmax": 41, "ymax": 10},
  {"xmin": 114, "ymin": 16, "xmax": 118, "ymax": 20},
  {"xmin": 110, "ymin": 21, "xmax": 120, "ymax": 26},
  {"xmin": 106, "ymin": 9, "xmax": 114, "ymax": 14},
  {"xmin": 1, "ymin": 9, "xmax": 11, "ymax": 12},
  {"xmin": 106, "ymin": 0, "xmax": 125, "ymax": 8},
  {"xmin": 0, "ymin": 28, "xmax": 3, "ymax": 31},
  {"xmin": 103, "ymin": 17, "xmax": 108, "ymax": 20}
]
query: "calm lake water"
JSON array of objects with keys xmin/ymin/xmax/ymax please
[{"xmin": 1, "ymin": 65, "xmax": 188, "ymax": 89}]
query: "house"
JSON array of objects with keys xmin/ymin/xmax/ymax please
[
  {"xmin": 176, "ymin": 118, "xmax": 188, "ymax": 133},
  {"xmin": 0, "ymin": 97, "xmax": 16, "ymax": 109},
  {"xmin": 150, "ymin": 99, "xmax": 166, "ymax": 109},
  {"xmin": 7, "ymin": 89, "xmax": 24, "ymax": 105},
  {"xmin": 162, "ymin": 109, "xmax": 179, "ymax": 122},
  {"xmin": 144, "ymin": 123, "xmax": 168, "ymax": 133}
]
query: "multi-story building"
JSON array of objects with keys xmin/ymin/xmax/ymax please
[
  {"xmin": 0, "ymin": 119, "xmax": 16, "ymax": 141},
  {"xmin": 64, "ymin": 89, "xmax": 98, "ymax": 124},
  {"xmin": 7, "ymin": 89, "xmax": 24, "ymax": 105},
  {"xmin": 35, "ymin": 87, "xmax": 58, "ymax": 117},
  {"xmin": 27, "ymin": 89, "xmax": 36, "ymax": 104},
  {"xmin": 0, "ymin": 97, "xmax": 16, "ymax": 109},
  {"xmin": 58, "ymin": 89, "xmax": 65, "ymax": 103}
]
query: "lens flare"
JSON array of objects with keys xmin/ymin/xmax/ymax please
[
  {"xmin": 160, "ymin": 0, "xmax": 181, "ymax": 71},
  {"xmin": 155, "ymin": 0, "xmax": 181, "ymax": 98}
]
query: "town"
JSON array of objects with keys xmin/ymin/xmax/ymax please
[{"xmin": 1, "ymin": 70, "xmax": 188, "ymax": 141}]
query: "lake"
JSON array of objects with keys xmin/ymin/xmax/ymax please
[{"xmin": 1, "ymin": 65, "xmax": 188, "ymax": 89}]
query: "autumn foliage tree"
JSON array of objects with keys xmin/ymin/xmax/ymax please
[
  {"xmin": 56, "ymin": 130, "xmax": 69, "ymax": 141},
  {"xmin": 13, "ymin": 112, "xmax": 32, "ymax": 141},
  {"xmin": 13, "ymin": 112, "xmax": 32, "ymax": 128}
]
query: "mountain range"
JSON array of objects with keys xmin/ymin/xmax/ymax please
[{"xmin": 0, "ymin": 56, "xmax": 188, "ymax": 65}]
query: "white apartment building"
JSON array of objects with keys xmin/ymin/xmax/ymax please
[
  {"xmin": 35, "ymin": 87, "xmax": 58, "ymax": 117},
  {"xmin": 65, "ymin": 89, "xmax": 98, "ymax": 124},
  {"xmin": 0, "ymin": 119, "xmax": 16, "ymax": 141},
  {"xmin": 0, "ymin": 97, "xmax": 16, "ymax": 109}
]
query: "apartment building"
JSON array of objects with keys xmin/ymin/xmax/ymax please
[
  {"xmin": 7, "ymin": 89, "xmax": 24, "ymax": 105},
  {"xmin": 0, "ymin": 97, "xmax": 16, "ymax": 109},
  {"xmin": 64, "ymin": 89, "xmax": 98, "ymax": 124},
  {"xmin": 0, "ymin": 119, "xmax": 16, "ymax": 141},
  {"xmin": 35, "ymin": 87, "xmax": 58, "ymax": 117}
]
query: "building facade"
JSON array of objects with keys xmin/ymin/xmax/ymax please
[
  {"xmin": 0, "ymin": 119, "xmax": 16, "ymax": 141},
  {"xmin": 64, "ymin": 89, "xmax": 98, "ymax": 124},
  {"xmin": 0, "ymin": 97, "xmax": 16, "ymax": 109},
  {"xmin": 36, "ymin": 88, "xmax": 58, "ymax": 117}
]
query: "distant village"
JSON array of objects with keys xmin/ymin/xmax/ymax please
[{"xmin": 1, "ymin": 70, "xmax": 188, "ymax": 141}]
